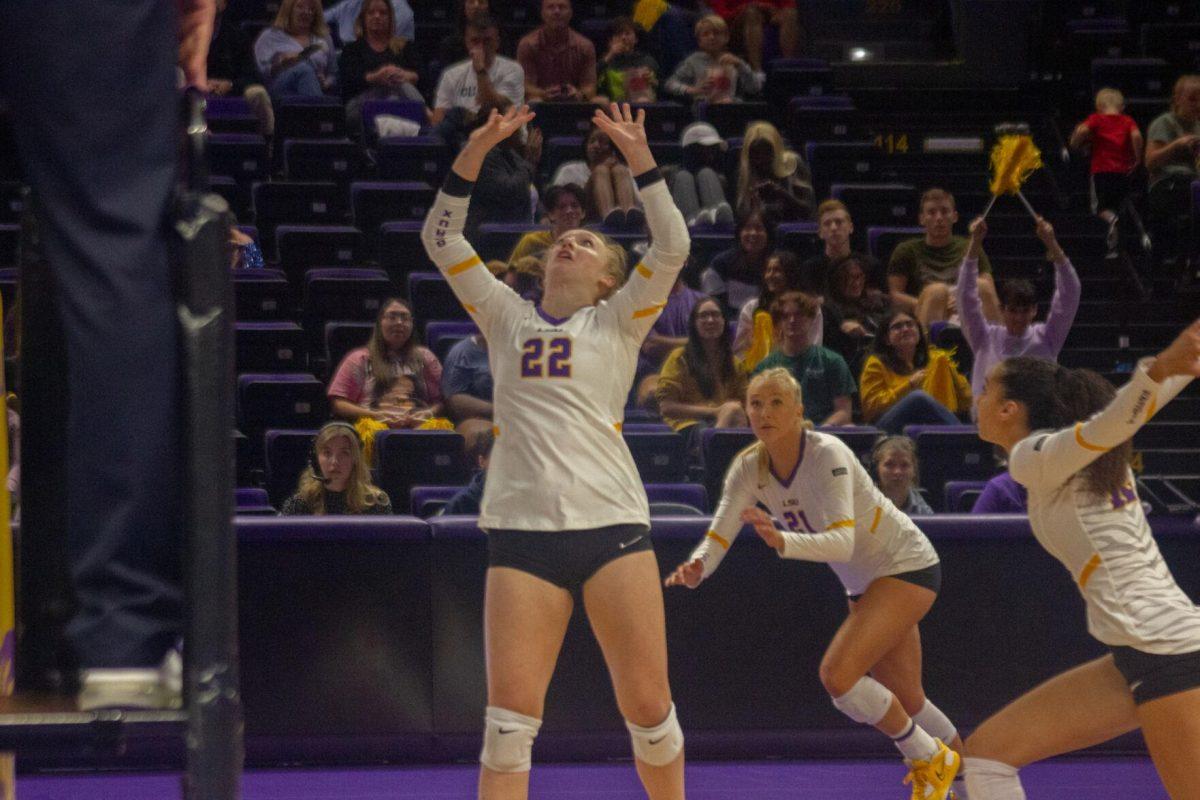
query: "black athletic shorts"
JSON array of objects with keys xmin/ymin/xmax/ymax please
[
  {"xmin": 1110, "ymin": 645, "xmax": 1200, "ymax": 705},
  {"xmin": 487, "ymin": 524, "xmax": 654, "ymax": 595},
  {"xmin": 849, "ymin": 563, "xmax": 942, "ymax": 602}
]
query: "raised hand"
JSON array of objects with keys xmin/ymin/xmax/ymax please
[
  {"xmin": 741, "ymin": 507, "xmax": 784, "ymax": 552},
  {"xmin": 664, "ymin": 558, "xmax": 704, "ymax": 589},
  {"xmin": 592, "ymin": 102, "xmax": 654, "ymax": 173},
  {"xmin": 1149, "ymin": 318, "xmax": 1200, "ymax": 381},
  {"xmin": 467, "ymin": 104, "xmax": 536, "ymax": 150}
]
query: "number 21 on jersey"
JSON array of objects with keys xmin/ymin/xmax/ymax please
[
  {"xmin": 521, "ymin": 337, "xmax": 572, "ymax": 378},
  {"xmin": 782, "ymin": 510, "xmax": 817, "ymax": 533}
]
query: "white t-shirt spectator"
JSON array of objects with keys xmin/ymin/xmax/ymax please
[{"xmin": 434, "ymin": 57, "xmax": 525, "ymax": 114}]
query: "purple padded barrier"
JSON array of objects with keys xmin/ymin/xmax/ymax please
[
  {"xmin": 943, "ymin": 480, "xmax": 989, "ymax": 513},
  {"xmin": 235, "ymin": 321, "xmax": 307, "ymax": 372},
  {"xmin": 621, "ymin": 422, "xmax": 672, "ymax": 433},
  {"xmin": 236, "ymin": 514, "xmax": 430, "ymax": 544},
  {"xmin": 867, "ymin": 225, "xmax": 924, "ymax": 260},
  {"xmin": 302, "ymin": 268, "xmax": 390, "ymax": 324},
  {"xmin": 350, "ymin": 181, "xmax": 436, "ymax": 239},
  {"xmin": 644, "ymin": 483, "xmax": 708, "ymax": 512}
]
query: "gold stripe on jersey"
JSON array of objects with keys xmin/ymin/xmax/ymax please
[
  {"xmin": 613, "ymin": 421, "xmax": 623, "ymax": 432},
  {"xmin": 464, "ymin": 303, "xmax": 477, "ymax": 314},
  {"xmin": 635, "ymin": 263, "xmax": 653, "ymax": 279},
  {"xmin": 1074, "ymin": 423, "xmax": 1108, "ymax": 452},
  {"xmin": 1145, "ymin": 394, "xmax": 1158, "ymax": 421},
  {"xmin": 632, "ymin": 302, "xmax": 667, "ymax": 319},
  {"xmin": 447, "ymin": 255, "xmax": 482, "ymax": 275},
  {"xmin": 828, "ymin": 519, "xmax": 854, "ymax": 529},
  {"xmin": 706, "ymin": 530, "xmax": 730, "ymax": 550},
  {"xmin": 1078, "ymin": 553, "xmax": 1102, "ymax": 588},
  {"xmin": 870, "ymin": 506, "xmax": 882, "ymax": 533},
  {"xmin": 491, "ymin": 425, "xmax": 500, "ymax": 438}
]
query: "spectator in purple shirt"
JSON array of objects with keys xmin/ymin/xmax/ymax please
[
  {"xmin": 956, "ymin": 215, "xmax": 1080, "ymax": 419},
  {"xmin": 635, "ymin": 273, "xmax": 708, "ymax": 406},
  {"xmin": 970, "ymin": 471, "xmax": 1028, "ymax": 514}
]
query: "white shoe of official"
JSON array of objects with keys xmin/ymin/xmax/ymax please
[{"xmin": 78, "ymin": 647, "xmax": 183, "ymax": 711}]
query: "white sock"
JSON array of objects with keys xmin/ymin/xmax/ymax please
[
  {"xmin": 891, "ymin": 719, "xmax": 938, "ymax": 762},
  {"xmin": 912, "ymin": 699, "xmax": 957, "ymax": 744},
  {"xmin": 963, "ymin": 756, "xmax": 1025, "ymax": 800}
]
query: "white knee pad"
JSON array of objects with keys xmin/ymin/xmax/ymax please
[
  {"xmin": 912, "ymin": 699, "xmax": 958, "ymax": 744},
  {"xmin": 831, "ymin": 676, "xmax": 893, "ymax": 726},
  {"xmin": 626, "ymin": 703, "xmax": 684, "ymax": 767},
  {"xmin": 480, "ymin": 706, "xmax": 542, "ymax": 773},
  {"xmin": 963, "ymin": 756, "xmax": 1025, "ymax": 800}
]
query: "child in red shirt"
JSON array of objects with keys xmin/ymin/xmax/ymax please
[{"xmin": 1070, "ymin": 87, "xmax": 1144, "ymax": 248}]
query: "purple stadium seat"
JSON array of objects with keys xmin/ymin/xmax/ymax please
[
  {"xmin": 323, "ymin": 321, "xmax": 373, "ymax": 376},
  {"xmin": 409, "ymin": 485, "xmax": 459, "ymax": 518},
  {"xmin": 645, "ymin": 483, "xmax": 709, "ymax": 514},
  {"xmin": 237, "ymin": 373, "xmax": 328, "ymax": 434},
  {"xmin": 263, "ymin": 428, "xmax": 319, "ymax": 508},
  {"xmin": 775, "ymin": 222, "xmax": 821, "ymax": 260},
  {"xmin": 351, "ymin": 181, "xmax": 436, "ymax": 246},
  {"xmin": 623, "ymin": 428, "xmax": 687, "ymax": 483},
  {"xmin": 408, "ymin": 271, "xmax": 468, "ymax": 323},
  {"xmin": 377, "ymin": 136, "xmax": 451, "ymax": 184},
  {"xmin": 376, "ymin": 430, "xmax": 470, "ymax": 512},
  {"xmin": 766, "ymin": 63, "xmax": 832, "ymax": 107},
  {"xmin": 235, "ymin": 321, "xmax": 307, "ymax": 372},
  {"xmin": 701, "ymin": 428, "xmax": 756, "ymax": 497},
  {"xmin": 631, "ymin": 102, "xmax": 690, "ymax": 141},
  {"xmin": 425, "ymin": 320, "xmax": 479, "ymax": 360},
  {"xmin": 818, "ymin": 425, "xmax": 885, "ymax": 462},
  {"xmin": 235, "ymin": 486, "xmax": 276, "ymax": 515},
  {"xmin": 944, "ymin": 480, "xmax": 989, "ymax": 513},
  {"xmin": 233, "ymin": 268, "xmax": 291, "ymax": 321},
  {"xmin": 477, "ymin": 223, "xmax": 549, "ymax": 264},
  {"xmin": 303, "ymin": 268, "xmax": 392, "ymax": 324},
  {"xmin": 867, "ymin": 226, "xmax": 923, "ymax": 261},
  {"xmin": 541, "ymin": 136, "xmax": 583, "ymax": 181},
  {"xmin": 284, "ymin": 138, "xmax": 364, "ymax": 183},
  {"xmin": 209, "ymin": 133, "xmax": 270, "ymax": 184},
  {"xmin": 0, "ymin": 267, "xmax": 15, "ymax": 311},
  {"xmin": 903, "ymin": 425, "xmax": 998, "ymax": 511},
  {"xmin": 275, "ymin": 95, "xmax": 346, "ymax": 139},
  {"xmin": 206, "ymin": 95, "xmax": 258, "ymax": 134},
  {"xmin": 379, "ymin": 221, "xmax": 432, "ymax": 279},
  {"xmin": 830, "ymin": 184, "xmax": 917, "ymax": 229},
  {"xmin": 697, "ymin": 101, "xmax": 772, "ymax": 139},
  {"xmin": 1089, "ymin": 57, "xmax": 1171, "ymax": 98},
  {"xmin": 254, "ymin": 183, "xmax": 350, "ymax": 260},
  {"xmin": 528, "ymin": 103, "xmax": 594, "ymax": 138},
  {"xmin": 276, "ymin": 225, "xmax": 364, "ymax": 280},
  {"xmin": 1140, "ymin": 23, "xmax": 1200, "ymax": 73}
]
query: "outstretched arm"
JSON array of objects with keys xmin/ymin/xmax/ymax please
[{"xmin": 1037, "ymin": 216, "xmax": 1081, "ymax": 354}]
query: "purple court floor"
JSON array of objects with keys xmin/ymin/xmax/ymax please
[{"xmin": 17, "ymin": 758, "xmax": 1166, "ymax": 799}]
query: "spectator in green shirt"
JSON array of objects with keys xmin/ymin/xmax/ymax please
[
  {"xmin": 887, "ymin": 187, "xmax": 999, "ymax": 330},
  {"xmin": 752, "ymin": 290, "xmax": 856, "ymax": 425}
]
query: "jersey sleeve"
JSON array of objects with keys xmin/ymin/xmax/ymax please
[
  {"xmin": 688, "ymin": 453, "xmax": 758, "ymax": 581},
  {"xmin": 605, "ymin": 174, "xmax": 691, "ymax": 342},
  {"xmin": 1009, "ymin": 359, "xmax": 1194, "ymax": 492},
  {"xmin": 777, "ymin": 443, "xmax": 856, "ymax": 563},
  {"xmin": 420, "ymin": 177, "xmax": 527, "ymax": 340}
]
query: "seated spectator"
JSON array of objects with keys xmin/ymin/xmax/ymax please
[
  {"xmin": 859, "ymin": 309, "xmax": 971, "ymax": 434},
  {"xmin": 887, "ymin": 187, "xmax": 998, "ymax": 330},
  {"xmin": 253, "ymin": 0, "xmax": 337, "ymax": 100},
  {"xmin": 280, "ymin": 422, "xmax": 393, "ymax": 515},
  {"xmin": 507, "ymin": 183, "xmax": 587, "ymax": 268},
  {"xmin": 444, "ymin": 429, "xmax": 494, "ymax": 515},
  {"xmin": 517, "ymin": 0, "xmax": 597, "ymax": 102},
  {"xmin": 1069, "ymin": 87, "xmax": 1142, "ymax": 250},
  {"xmin": 706, "ymin": 0, "xmax": 801, "ymax": 73},
  {"xmin": 328, "ymin": 298, "xmax": 444, "ymax": 427},
  {"xmin": 338, "ymin": 0, "xmax": 423, "ymax": 139},
  {"xmin": 803, "ymin": 199, "xmax": 883, "ymax": 291},
  {"xmin": 463, "ymin": 99, "xmax": 537, "ymax": 237},
  {"xmin": 701, "ymin": 207, "xmax": 773, "ymax": 315},
  {"xmin": 228, "ymin": 225, "xmax": 264, "ymax": 269},
  {"xmin": 441, "ymin": 331, "xmax": 494, "ymax": 444},
  {"xmin": 956, "ymin": 216, "xmax": 1080, "ymax": 419},
  {"xmin": 438, "ymin": 0, "xmax": 490, "ymax": 67},
  {"xmin": 670, "ymin": 121, "xmax": 734, "ymax": 227},
  {"xmin": 825, "ymin": 254, "xmax": 890, "ymax": 370},
  {"xmin": 431, "ymin": 13, "xmax": 525, "ymax": 150},
  {"xmin": 207, "ymin": 0, "xmax": 274, "ymax": 137},
  {"xmin": 732, "ymin": 249, "xmax": 822, "ymax": 361},
  {"xmin": 970, "ymin": 470, "xmax": 1028, "ymax": 514},
  {"xmin": 655, "ymin": 297, "xmax": 749, "ymax": 450},
  {"xmin": 597, "ymin": 17, "xmax": 659, "ymax": 103},
  {"xmin": 664, "ymin": 15, "xmax": 762, "ymax": 105},
  {"xmin": 325, "ymin": 0, "xmax": 414, "ymax": 45},
  {"xmin": 870, "ymin": 435, "xmax": 933, "ymax": 516},
  {"xmin": 736, "ymin": 121, "xmax": 813, "ymax": 222},
  {"xmin": 752, "ymin": 291, "xmax": 854, "ymax": 426},
  {"xmin": 551, "ymin": 127, "xmax": 644, "ymax": 229},
  {"xmin": 635, "ymin": 274, "xmax": 708, "ymax": 405},
  {"xmin": 1145, "ymin": 74, "xmax": 1200, "ymax": 190}
]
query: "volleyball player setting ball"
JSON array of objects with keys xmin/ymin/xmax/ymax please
[
  {"xmin": 421, "ymin": 103, "xmax": 690, "ymax": 800},
  {"xmin": 963, "ymin": 318, "xmax": 1200, "ymax": 800},
  {"xmin": 667, "ymin": 367, "xmax": 963, "ymax": 800}
]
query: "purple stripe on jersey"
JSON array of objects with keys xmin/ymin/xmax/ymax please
[
  {"xmin": 536, "ymin": 306, "xmax": 573, "ymax": 325},
  {"xmin": 769, "ymin": 430, "xmax": 806, "ymax": 489}
]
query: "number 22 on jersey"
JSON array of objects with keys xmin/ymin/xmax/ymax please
[{"xmin": 521, "ymin": 337, "xmax": 573, "ymax": 378}]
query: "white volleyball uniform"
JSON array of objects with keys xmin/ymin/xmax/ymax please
[
  {"xmin": 1009, "ymin": 361, "xmax": 1200, "ymax": 654},
  {"xmin": 689, "ymin": 430, "xmax": 940, "ymax": 597},
  {"xmin": 420, "ymin": 173, "xmax": 690, "ymax": 531}
]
